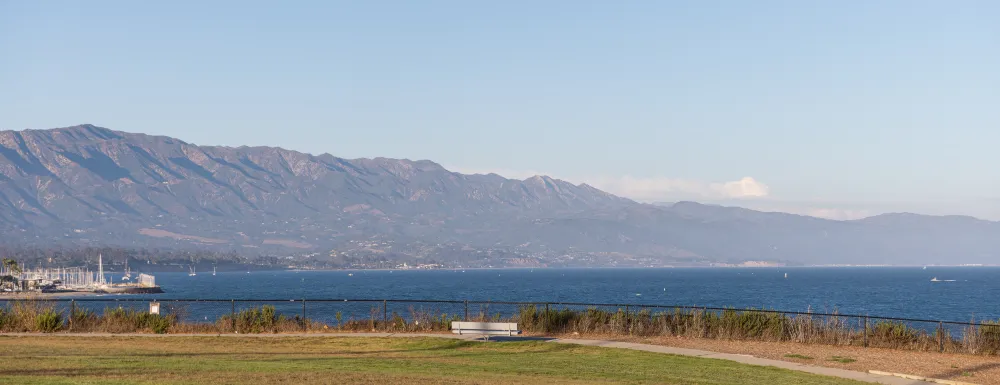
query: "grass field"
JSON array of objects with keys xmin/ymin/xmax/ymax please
[{"xmin": 0, "ymin": 336, "xmax": 869, "ymax": 385}]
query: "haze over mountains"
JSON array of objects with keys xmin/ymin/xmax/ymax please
[{"xmin": 1, "ymin": 125, "xmax": 997, "ymax": 266}]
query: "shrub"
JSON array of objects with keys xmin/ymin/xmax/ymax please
[
  {"xmin": 218, "ymin": 305, "xmax": 287, "ymax": 333},
  {"xmin": 964, "ymin": 320, "xmax": 1000, "ymax": 355},
  {"xmin": 100, "ymin": 306, "xmax": 175, "ymax": 333},
  {"xmin": 70, "ymin": 306, "xmax": 97, "ymax": 330},
  {"xmin": 35, "ymin": 309, "xmax": 63, "ymax": 333},
  {"xmin": 0, "ymin": 307, "xmax": 9, "ymax": 330},
  {"xmin": 871, "ymin": 321, "xmax": 921, "ymax": 347},
  {"xmin": 719, "ymin": 309, "xmax": 783, "ymax": 339},
  {"xmin": 150, "ymin": 316, "xmax": 171, "ymax": 334},
  {"xmin": 1, "ymin": 300, "xmax": 59, "ymax": 332}
]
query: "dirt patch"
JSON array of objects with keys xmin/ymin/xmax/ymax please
[
  {"xmin": 263, "ymin": 239, "xmax": 313, "ymax": 249},
  {"xmin": 138, "ymin": 228, "xmax": 227, "ymax": 244},
  {"xmin": 560, "ymin": 334, "xmax": 998, "ymax": 385}
]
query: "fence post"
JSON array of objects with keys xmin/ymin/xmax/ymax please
[
  {"xmin": 302, "ymin": 299, "xmax": 307, "ymax": 332},
  {"xmin": 383, "ymin": 300, "xmax": 387, "ymax": 330},
  {"xmin": 625, "ymin": 305, "xmax": 630, "ymax": 335},
  {"xmin": 863, "ymin": 317, "xmax": 869, "ymax": 348},
  {"xmin": 939, "ymin": 321, "xmax": 944, "ymax": 352},
  {"xmin": 231, "ymin": 299, "xmax": 236, "ymax": 333},
  {"xmin": 464, "ymin": 300, "xmax": 469, "ymax": 321},
  {"xmin": 703, "ymin": 307, "xmax": 708, "ymax": 338},
  {"xmin": 70, "ymin": 300, "xmax": 75, "ymax": 332},
  {"xmin": 544, "ymin": 303, "xmax": 550, "ymax": 333},
  {"xmin": 779, "ymin": 312, "xmax": 784, "ymax": 341}
]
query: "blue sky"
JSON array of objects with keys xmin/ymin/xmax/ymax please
[{"xmin": 2, "ymin": 1, "xmax": 998, "ymax": 219}]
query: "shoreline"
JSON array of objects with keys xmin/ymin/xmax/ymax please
[
  {"xmin": 286, "ymin": 265, "xmax": 1000, "ymax": 272},
  {"xmin": 0, "ymin": 291, "xmax": 161, "ymax": 299},
  {"xmin": 0, "ymin": 292, "xmax": 98, "ymax": 299}
]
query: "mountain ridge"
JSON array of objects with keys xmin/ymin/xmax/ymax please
[{"xmin": 1, "ymin": 124, "xmax": 998, "ymax": 266}]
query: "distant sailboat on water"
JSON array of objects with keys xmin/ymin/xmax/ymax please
[
  {"xmin": 213, "ymin": 266, "xmax": 217, "ymax": 276},
  {"xmin": 122, "ymin": 260, "xmax": 132, "ymax": 281},
  {"xmin": 188, "ymin": 265, "xmax": 196, "ymax": 276},
  {"xmin": 784, "ymin": 273, "xmax": 788, "ymax": 278}
]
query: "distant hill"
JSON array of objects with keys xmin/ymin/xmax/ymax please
[{"xmin": 1, "ymin": 124, "xmax": 998, "ymax": 266}]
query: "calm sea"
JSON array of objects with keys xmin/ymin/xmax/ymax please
[{"xmin": 81, "ymin": 267, "xmax": 1000, "ymax": 323}]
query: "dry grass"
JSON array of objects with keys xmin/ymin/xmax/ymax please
[
  {"xmin": 0, "ymin": 336, "xmax": 869, "ymax": 385},
  {"xmin": 511, "ymin": 305, "xmax": 998, "ymax": 355},
  {"xmin": 614, "ymin": 334, "xmax": 1000, "ymax": 385},
  {"xmin": 5, "ymin": 300, "xmax": 999, "ymax": 359}
]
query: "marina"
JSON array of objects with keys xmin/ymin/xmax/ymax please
[{"xmin": 0, "ymin": 254, "xmax": 163, "ymax": 295}]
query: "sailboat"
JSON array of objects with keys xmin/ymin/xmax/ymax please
[
  {"xmin": 212, "ymin": 266, "xmax": 217, "ymax": 276},
  {"xmin": 188, "ymin": 265, "xmax": 197, "ymax": 276},
  {"xmin": 122, "ymin": 260, "xmax": 132, "ymax": 281},
  {"xmin": 931, "ymin": 277, "xmax": 941, "ymax": 282}
]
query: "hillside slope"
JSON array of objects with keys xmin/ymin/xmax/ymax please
[{"xmin": 1, "ymin": 124, "xmax": 997, "ymax": 266}]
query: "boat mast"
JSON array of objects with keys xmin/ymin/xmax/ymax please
[{"xmin": 98, "ymin": 253, "xmax": 104, "ymax": 285}]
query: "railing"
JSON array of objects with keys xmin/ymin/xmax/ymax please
[{"xmin": 2, "ymin": 298, "xmax": 999, "ymax": 355}]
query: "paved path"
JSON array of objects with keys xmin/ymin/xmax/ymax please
[{"xmin": 2, "ymin": 332, "xmax": 925, "ymax": 384}]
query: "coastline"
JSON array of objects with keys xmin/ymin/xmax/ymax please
[
  {"xmin": 0, "ymin": 290, "xmax": 163, "ymax": 299},
  {"xmin": 0, "ymin": 292, "xmax": 101, "ymax": 299}
]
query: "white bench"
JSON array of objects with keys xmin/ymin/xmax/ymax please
[{"xmin": 451, "ymin": 321, "xmax": 520, "ymax": 339}]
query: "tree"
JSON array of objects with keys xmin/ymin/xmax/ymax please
[
  {"xmin": 1, "ymin": 258, "xmax": 20, "ymax": 275},
  {"xmin": 1, "ymin": 258, "xmax": 19, "ymax": 289}
]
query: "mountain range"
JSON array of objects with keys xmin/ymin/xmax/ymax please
[{"xmin": 1, "ymin": 124, "xmax": 998, "ymax": 266}]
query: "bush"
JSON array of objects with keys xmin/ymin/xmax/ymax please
[
  {"xmin": 101, "ymin": 306, "xmax": 175, "ymax": 333},
  {"xmin": 35, "ymin": 309, "xmax": 63, "ymax": 333},
  {"xmin": 964, "ymin": 320, "xmax": 1000, "ymax": 355},
  {"xmin": 70, "ymin": 306, "xmax": 97, "ymax": 330},
  {"xmin": 8, "ymin": 300, "xmax": 1000, "ymax": 357},
  {"xmin": 219, "ymin": 305, "xmax": 286, "ymax": 333},
  {"xmin": 871, "ymin": 321, "xmax": 921, "ymax": 347},
  {"xmin": 150, "ymin": 316, "xmax": 171, "ymax": 334},
  {"xmin": 0, "ymin": 300, "xmax": 60, "ymax": 332},
  {"xmin": 0, "ymin": 307, "xmax": 10, "ymax": 330}
]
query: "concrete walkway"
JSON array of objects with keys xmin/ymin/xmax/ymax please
[{"xmin": 1, "ymin": 332, "xmax": 926, "ymax": 384}]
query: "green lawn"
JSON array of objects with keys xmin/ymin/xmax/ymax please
[{"xmin": 0, "ymin": 336, "xmax": 867, "ymax": 384}]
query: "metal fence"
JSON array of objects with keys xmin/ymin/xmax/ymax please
[{"xmin": 2, "ymin": 298, "xmax": 998, "ymax": 354}]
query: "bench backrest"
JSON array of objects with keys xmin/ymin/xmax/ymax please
[{"xmin": 451, "ymin": 321, "xmax": 518, "ymax": 335}]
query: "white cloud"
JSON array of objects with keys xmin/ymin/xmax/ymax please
[
  {"xmin": 445, "ymin": 165, "xmax": 988, "ymax": 220},
  {"xmin": 716, "ymin": 177, "xmax": 770, "ymax": 198},
  {"xmin": 584, "ymin": 175, "xmax": 770, "ymax": 201},
  {"xmin": 444, "ymin": 165, "xmax": 1000, "ymax": 221},
  {"xmin": 447, "ymin": 166, "xmax": 770, "ymax": 201}
]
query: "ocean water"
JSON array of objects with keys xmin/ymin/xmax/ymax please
[{"xmin": 84, "ymin": 267, "xmax": 1000, "ymax": 323}]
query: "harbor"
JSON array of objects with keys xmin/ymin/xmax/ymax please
[{"xmin": 0, "ymin": 255, "xmax": 163, "ymax": 295}]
